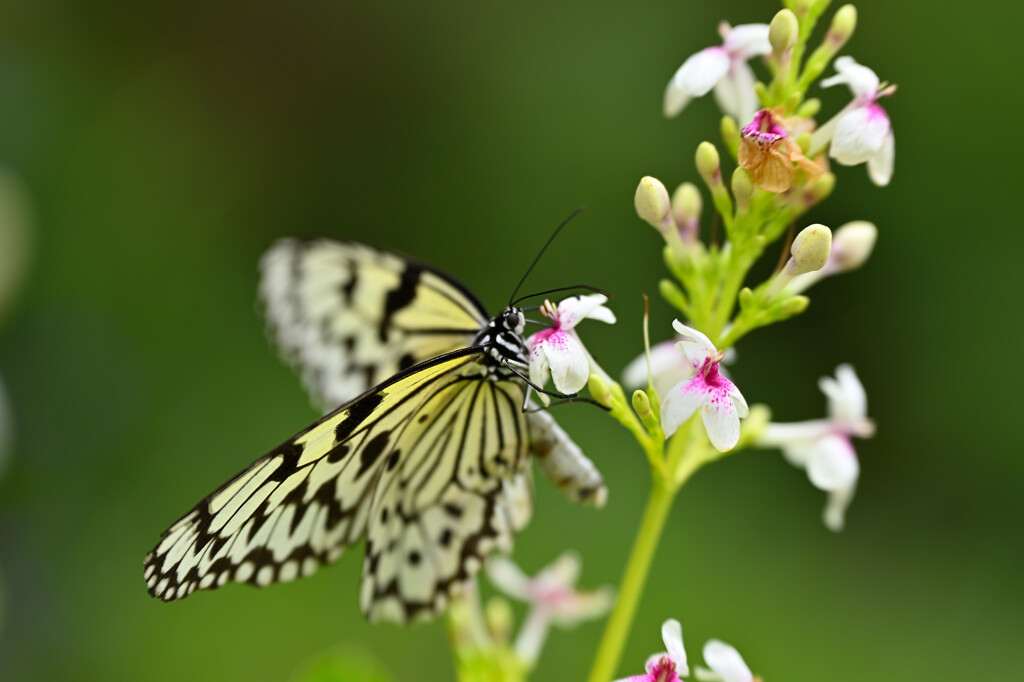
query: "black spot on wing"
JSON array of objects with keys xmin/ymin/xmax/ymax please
[
  {"xmin": 358, "ymin": 432, "xmax": 391, "ymax": 478},
  {"xmin": 379, "ymin": 264, "xmax": 423, "ymax": 342},
  {"xmin": 335, "ymin": 393, "xmax": 384, "ymax": 442}
]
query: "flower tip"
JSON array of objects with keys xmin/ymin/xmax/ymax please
[
  {"xmin": 832, "ymin": 220, "xmax": 877, "ymax": 271},
  {"xmin": 828, "ymin": 4, "xmax": 858, "ymax": 44},
  {"xmin": 789, "ymin": 224, "xmax": 832, "ymax": 275},
  {"xmin": 695, "ymin": 142, "xmax": 721, "ymax": 182},
  {"xmin": 635, "ymin": 176, "xmax": 673, "ymax": 231},
  {"xmin": 769, "ymin": 9, "xmax": 799, "ymax": 58},
  {"xmin": 671, "ymin": 182, "xmax": 702, "ymax": 227},
  {"xmin": 587, "ymin": 372, "xmax": 614, "ymax": 408}
]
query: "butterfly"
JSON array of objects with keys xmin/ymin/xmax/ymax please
[{"xmin": 143, "ymin": 236, "xmax": 607, "ymax": 623}]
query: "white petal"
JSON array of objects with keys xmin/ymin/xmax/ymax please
[
  {"xmin": 759, "ymin": 420, "xmax": 833, "ymax": 448},
  {"xmin": 671, "ymin": 320, "xmax": 717, "ymax": 368},
  {"xmin": 662, "ymin": 619, "xmax": 689, "ymax": 675},
  {"xmin": 819, "ymin": 364, "xmax": 867, "ymax": 423},
  {"xmin": 727, "ymin": 383, "xmax": 749, "ymax": 418},
  {"xmin": 722, "ymin": 23, "xmax": 771, "ymax": 59},
  {"xmin": 694, "ymin": 666, "xmax": 725, "ymax": 681},
  {"xmin": 821, "ymin": 56, "xmax": 880, "ymax": 102},
  {"xmin": 778, "ymin": 439, "xmax": 817, "ymax": 468},
  {"xmin": 622, "ymin": 340, "xmax": 694, "ymax": 395},
  {"xmin": 543, "ymin": 331, "xmax": 590, "ymax": 394},
  {"xmin": 713, "ymin": 60, "xmax": 759, "ymax": 123},
  {"xmin": 807, "ymin": 435, "xmax": 859, "ymax": 490},
  {"xmin": 824, "ymin": 480, "xmax": 857, "ymax": 531},
  {"xmin": 529, "ymin": 337, "xmax": 551, "ymax": 388},
  {"xmin": 486, "ymin": 556, "xmax": 533, "ymax": 601},
  {"xmin": 543, "ymin": 551, "xmax": 581, "ymax": 588},
  {"xmin": 867, "ymin": 129, "xmax": 894, "ymax": 186},
  {"xmin": 701, "ymin": 395, "xmax": 741, "ymax": 452},
  {"xmin": 665, "ymin": 46, "xmax": 731, "ymax": 116},
  {"xmin": 829, "ymin": 105, "xmax": 890, "ymax": 165},
  {"xmin": 661, "ymin": 376, "xmax": 705, "ymax": 438},
  {"xmin": 555, "ymin": 294, "xmax": 614, "ymax": 329},
  {"xmin": 703, "ymin": 639, "xmax": 753, "ymax": 682}
]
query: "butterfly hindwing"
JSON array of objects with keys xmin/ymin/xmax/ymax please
[
  {"xmin": 260, "ymin": 239, "xmax": 488, "ymax": 411},
  {"xmin": 144, "ymin": 348, "xmax": 492, "ymax": 606}
]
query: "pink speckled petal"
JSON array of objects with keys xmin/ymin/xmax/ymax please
[
  {"xmin": 528, "ymin": 337, "xmax": 551, "ymax": 388},
  {"xmin": 701, "ymin": 394, "xmax": 741, "ymax": 452},
  {"xmin": 543, "ymin": 330, "xmax": 589, "ymax": 394},
  {"xmin": 727, "ymin": 382, "xmax": 749, "ymax": 418},
  {"xmin": 807, "ymin": 434, "xmax": 859, "ymax": 490},
  {"xmin": 661, "ymin": 376, "xmax": 705, "ymax": 437}
]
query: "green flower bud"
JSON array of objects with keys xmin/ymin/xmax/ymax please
[
  {"xmin": 797, "ymin": 97, "xmax": 821, "ymax": 118},
  {"xmin": 769, "ymin": 9, "xmax": 799, "ymax": 60},
  {"xmin": 671, "ymin": 182, "xmax": 702, "ymax": 241},
  {"xmin": 731, "ymin": 168, "xmax": 754, "ymax": 211},
  {"xmin": 779, "ymin": 295, "xmax": 810, "ymax": 316},
  {"xmin": 485, "ymin": 596, "xmax": 514, "ymax": 645},
  {"xmin": 695, "ymin": 141, "xmax": 721, "ymax": 186},
  {"xmin": 720, "ymin": 115, "xmax": 740, "ymax": 157},
  {"xmin": 827, "ymin": 4, "xmax": 857, "ymax": 47},
  {"xmin": 588, "ymin": 373, "xmax": 614, "ymax": 408},
  {"xmin": 635, "ymin": 176, "xmax": 673, "ymax": 232},
  {"xmin": 789, "ymin": 223, "xmax": 832, "ymax": 275}
]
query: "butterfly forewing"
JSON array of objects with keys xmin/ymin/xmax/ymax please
[
  {"xmin": 144, "ymin": 348, "xmax": 491, "ymax": 606},
  {"xmin": 260, "ymin": 239, "xmax": 488, "ymax": 411}
]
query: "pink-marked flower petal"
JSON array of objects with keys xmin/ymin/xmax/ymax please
[
  {"xmin": 728, "ymin": 383, "xmax": 749, "ymax": 418},
  {"xmin": 662, "ymin": 619, "xmax": 689, "ymax": 675},
  {"xmin": 702, "ymin": 639, "xmax": 753, "ymax": 682},
  {"xmin": 722, "ymin": 23, "xmax": 771, "ymax": 59},
  {"xmin": 807, "ymin": 435, "xmax": 859, "ymax": 490},
  {"xmin": 819, "ymin": 364, "xmax": 866, "ymax": 422},
  {"xmin": 714, "ymin": 60, "xmax": 760, "ymax": 124},
  {"xmin": 671, "ymin": 320, "xmax": 716, "ymax": 369},
  {"xmin": 701, "ymin": 397, "xmax": 741, "ymax": 452},
  {"xmin": 822, "ymin": 56, "xmax": 880, "ymax": 102},
  {"xmin": 529, "ymin": 338, "xmax": 550, "ymax": 388},
  {"xmin": 830, "ymin": 104, "xmax": 890, "ymax": 165},
  {"xmin": 665, "ymin": 47, "xmax": 731, "ymax": 117},
  {"xmin": 867, "ymin": 129, "xmax": 894, "ymax": 186},
  {"xmin": 542, "ymin": 330, "xmax": 590, "ymax": 394},
  {"xmin": 661, "ymin": 376, "xmax": 705, "ymax": 437}
]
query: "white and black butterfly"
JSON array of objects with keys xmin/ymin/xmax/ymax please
[{"xmin": 143, "ymin": 236, "xmax": 606, "ymax": 623}]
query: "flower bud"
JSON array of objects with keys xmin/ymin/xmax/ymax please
[
  {"xmin": 832, "ymin": 221, "xmax": 877, "ymax": 271},
  {"xmin": 695, "ymin": 141, "xmax": 721, "ymax": 186},
  {"xmin": 789, "ymin": 223, "xmax": 832, "ymax": 276},
  {"xmin": 634, "ymin": 176, "xmax": 674, "ymax": 233},
  {"xmin": 632, "ymin": 389, "xmax": 661, "ymax": 434},
  {"xmin": 797, "ymin": 97, "xmax": 821, "ymax": 118},
  {"xmin": 731, "ymin": 168, "xmax": 754, "ymax": 210},
  {"xmin": 786, "ymin": 0, "xmax": 815, "ymax": 19},
  {"xmin": 779, "ymin": 295, "xmax": 810, "ymax": 316},
  {"xmin": 671, "ymin": 182, "xmax": 701, "ymax": 240},
  {"xmin": 769, "ymin": 9, "xmax": 799, "ymax": 60},
  {"xmin": 485, "ymin": 596, "xmax": 514, "ymax": 644},
  {"xmin": 827, "ymin": 4, "xmax": 858, "ymax": 48},
  {"xmin": 720, "ymin": 115, "xmax": 740, "ymax": 156},
  {"xmin": 588, "ymin": 372, "xmax": 614, "ymax": 408}
]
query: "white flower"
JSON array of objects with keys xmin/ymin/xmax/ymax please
[
  {"xmin": 527, "ymin": 294, "xmax": 615, "ymax": 397},
  {"xmin": 758, "ymin": 364, "xmax": 875, "ymax": 531},
  {"xmin": 623, "ymin": 340, "xmax": 736, "ymax": 398},
  {"xmin": 694, "ymin": 640, "xmax": 755, "ymax": 682},
  {"xmin": 660, "ymin": 321, "xmax": 748, "ymax": 452},
  {"xmin": 664, "ymin": 23, "xmax": 771, "ymax": 123},
  {"xmin": 487, "ymin": 552, "xmax": 614, "ymax": 666},
  {"xmin": 614, "ymin": 618, "xmax": 689, "ymax": 682},
  {"xmin": 816, "ymin": 56, "xmax": 896, "ymax": 186}
]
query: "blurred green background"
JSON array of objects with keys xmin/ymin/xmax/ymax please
[{"xmin": 0, "ymin": 0, "xmax": 1020, "ymax": 680}]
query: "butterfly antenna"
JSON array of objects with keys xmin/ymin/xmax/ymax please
[
  {"xmin": 512, "ymin": 284, "xmax": 610, "ymax": 308},
  {"xmin": 508, "ymin": 205, "xmax": 586, "ymax": 306}
]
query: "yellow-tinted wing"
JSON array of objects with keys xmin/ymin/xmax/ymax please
[
  {"xmin": 259, "ymin": 239, "xmax": 488, "ymax": 411},
  {"xmin": 144, "ymin": 348, "xmax": 531, "ymax": 623}
]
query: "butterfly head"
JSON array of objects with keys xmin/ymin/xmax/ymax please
[{"xmin": 476, "ymin": 306, "xmax": 528, "ymax": 366}]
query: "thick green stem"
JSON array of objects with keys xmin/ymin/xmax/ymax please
[{"xmin": 586, "ymin": 477, "xmax": 676, "ymax": 682}]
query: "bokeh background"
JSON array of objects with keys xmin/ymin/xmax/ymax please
[{"xmin": 0, "ymin": 0, "xmax": 1020, "ymax": 679}]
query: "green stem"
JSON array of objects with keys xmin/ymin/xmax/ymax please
[{"xmin": 586, "ymin": 476, "xmax": 676, "ymax": 682}]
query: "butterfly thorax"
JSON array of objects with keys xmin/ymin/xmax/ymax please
[{"xmin": 473, "ymin": 306, "xmax": 528, "ymax": 370}]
